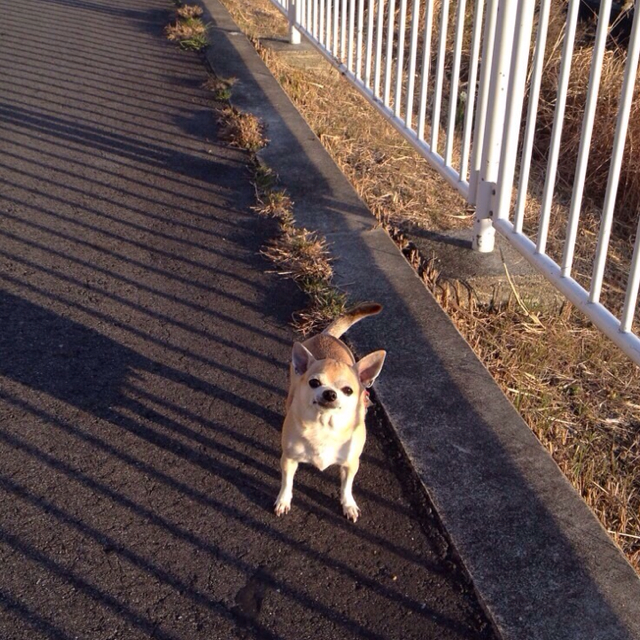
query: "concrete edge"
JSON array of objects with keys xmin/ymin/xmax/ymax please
[{"xmin": 199, "ymin": 2, "xmax": 640, "ymax": 638}]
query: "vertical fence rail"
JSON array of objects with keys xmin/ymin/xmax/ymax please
[
  {"xmin": 537, "ymin": 0, "xmax": 580, "ymax": 255},
  {"xmin": 459, "ymin": 0, "xmax": 483, "ymax": 182},
  {"xmin": 416, "ymin": 0, "xmax": 434, "ymax": 142},
  {"xmin": 494, "ymin": 0, "xmax": 536, "ymax": 227},
  {"xmin": 404, "ymin": 0, "xmax": 421, "ymax": 129},
  {"xmin": 468, "ymin": 0, "xmax": 498, "ymax": 204},
  {"xmin": 356, "ymin": 0, "xmax": 365, "ymax": 78},
  {"xmin": 365, "ymin": 0, "xmax": 375, "ymax": 86},
  {"xmin": 513, "ymin": 0, "xmax": 551, "ymax": 234},
  {"xmin": 383, "ymin": 0, "xmax": 396, "ymax": 107},
  {"xmin": 593, "ymin": 4, "xmax": 640, "ymax": 308},
  {"xmin": 430, "ymin": 0, "xmax": 449, "ymax": 152},
  {"xmin": 348, "ymin": 0, "xmax": 355, "ymax": 71},
  {"xmin": 444, "ymin": 0, "xmax": 466, "ymax": 165},
  {"xmin": 269, "ymin": 0, "xmax": 640, "ymax": 364},
  {"xmin": 313, "ymin": 0, "xmax": 318, "ymax": 38},
  {"xmin": 561, "ymin": 0, "xmax": 612, "ymax": 279},
  {"xmin": 472, "ymin": 0, "xmax": 518, "ymax": 253},
  {"xmin": 326, "ymin": 0, "xmax": 333, "ymax": 52},
  {"xmin": 394, "ymin": 0, "xmax": 407, "ymax": 118},
  {"xmin": 373, "ymin": 0, "xmax": 384, "ymax": 95},
  {"xmin": 340, "ymin": 0, "xmax": 347, "ymax": 59}
]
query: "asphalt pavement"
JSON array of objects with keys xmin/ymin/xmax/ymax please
[{"xmin": 0, "ymin": 1, "xmax": 496, "ymax": 638}]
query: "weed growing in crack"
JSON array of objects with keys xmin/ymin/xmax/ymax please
[
  {"xmin": 217, "ymin": 107, "xmax": 267, "ymax": 152},
  {"xmin": 206, "ymin": 71, "xmax": 347, "ymax": 335},
  {"xmin": 176, "ymin": 4, "xmax": 203, "ymax": 19},
  {"xmin": 166, "ymin": 5, "xmax": 209, "ymax": 51},
  {"xmin": 203, "ymin": 74, "xmax": 237, "ymax": 101}
]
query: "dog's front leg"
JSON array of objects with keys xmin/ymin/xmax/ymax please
[
  {"xmin": 340, "ymin": 460, "xmax": 360, "ymax": 522},
  {"xmin": 274, "ymin": 455, "xmax": 298, "ymax": 516}
]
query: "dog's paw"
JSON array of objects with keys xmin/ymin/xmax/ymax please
[
  {"xmin": 342, "ymin": 502, "xmax": 360, "ymax": 523},
  {"xmin": 274, "ymin": 499, "xmax": 291, "ymax": 517}
]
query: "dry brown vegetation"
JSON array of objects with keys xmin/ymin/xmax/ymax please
[
  {"xmin": 217, "ymin": 106, "xmax": 267, "ymax": 152},
  {"xmin": 202, "ymin": 74, "xmax": 237, "ymax": 101},
  {"xmin": 176, "ymin": 4, "xmax": 203, "ymax": 19},
  {"xmin": 253, "ymin": 166, "xmax": 348, "ymax": 335},
  {"xmin": 203, "ymin": 74, "xmax": 347, "ymax": 333},
  {"xmin": 165, "ymin": 4, "xmax": 208, "ymax": 50},
  {"xmin": 216, "ymin": 0, "xmax": 640, "ymax": 570}
]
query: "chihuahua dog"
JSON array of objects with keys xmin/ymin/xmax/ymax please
[{"xmin": 274, "ymin": 303, "xmax": 386, "ymax": 522}]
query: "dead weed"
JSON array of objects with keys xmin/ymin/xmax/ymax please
[
  {"xmin": 165, "ymin": 4, "xmax": 208, "ymax": 51},
  {"xmin": 217, "ymin": 107, "xmax": 267, "ymax": 152}
]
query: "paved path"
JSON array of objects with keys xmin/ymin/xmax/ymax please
[{"xmin": 0, "ymin": 1, "xmax": 494, "ymax": 638}]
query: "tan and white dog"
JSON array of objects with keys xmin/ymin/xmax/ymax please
[{"xmin": 274, "ymin": 303, "xmax": 386, "ymax": 522}]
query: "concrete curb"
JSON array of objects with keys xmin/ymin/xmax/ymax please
[{"xmin": 201, "ymin": 2, "xmax": 640, "ymax": 638}]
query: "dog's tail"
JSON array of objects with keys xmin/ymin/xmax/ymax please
[{"xmin": 322, "ymin": 302, "xmax": 382, "ymax": 339}]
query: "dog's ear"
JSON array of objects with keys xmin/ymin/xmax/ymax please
[
  {"xmin": 292, "ymin": 342, "xmax": 315, "ymax": 376},
  {"xmin": 356, "ymin": 350, "xmax": 386, "ymax": 388}
]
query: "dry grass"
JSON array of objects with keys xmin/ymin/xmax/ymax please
[
  {"xmin": 202, "ymin": 74, "xmax": 237, "ymax": 101},
  {"xmin": 262, "ymin": 227, "xmax": 334, "ymax": 285},
  {"xmin": 214, "ymin": 95, "xmax": 347, "ymax": 334},
  {"xmin": 213, "ymin": 98, "xmax": 348, "ymax": 333},
  {"xmin": 262, "ymin": 227, "xmax": 347, "ymax": 334},
  {"xmin": 256, "ymin": 43, "xmax": 469, "ymax": 232},
  {"xmin": 199, "ymin": 56, "xmax": 347, "ymax": 332},
  {"xmin": 165, "ymin": 4, "xmax": 208, "ymax": 51},
  {"xmin": 253, "ymin": 166, "xmax": 347, "ymax": 335},
  {"xmin": 216, "ymin": 0, "xmax": 640, "ymax": 571},
  {"xmin": 165, "ymin": 19, "xmax": 206, "ymax": 41},
  {"xmin": 253, "ymin": 187, "xmax": 294, "ymax": 223},
  {"xmin": 217, "ymin": 106, "xmax": 267, "ymax": 152},
  {"xmin": 176, "ymin": 4, "xmax": 203, "ymax": 19},
  {"xmin": 415, "ymin": 252, "xmax": 640, "ymax": 571}
]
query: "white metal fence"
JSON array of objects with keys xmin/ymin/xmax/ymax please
[{"xmin": 267, "ymin": 0, "xmax": 640, "ymax": 366}]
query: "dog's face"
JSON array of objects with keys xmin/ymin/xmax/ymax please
[
  {"xmin": 291, "ymin": 343, "xmax": 385, "ymax": 416},
  {"xmin": 299, "ymin": 358, "xmax": 361, "ymax": 413}
]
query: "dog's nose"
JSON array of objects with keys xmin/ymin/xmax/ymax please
[{"xmin": 322, "ymin": 389, "xmax": 337, "ymax": 402}]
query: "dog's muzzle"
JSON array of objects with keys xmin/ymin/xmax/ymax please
[
  {"xmin": 315, "ymin": 388, "xmax": 338, "ymax": 409},
  {"xmin": 322, "ymin": 389, "xmax": 337, "ymax": 402}
]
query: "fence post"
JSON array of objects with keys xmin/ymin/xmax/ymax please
[
  {"xmin": 472, "ymin": 0, "xmax": 518, "ymax": 252},
  {"xmin": 468, "ymin": 0, "xmax": 498, "ymax": 206},
  {"xmin": 289, "ymin": 0, "xmax": 302, "ymax": 44}
]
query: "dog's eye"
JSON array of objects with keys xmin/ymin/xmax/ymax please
[
  {"xmin": 342, "ymin": 386, "xmax": 353, "ymax": 396},
  {"xmin": 309, "ymin": 379, "xmax": 321, "ymax": 389}
]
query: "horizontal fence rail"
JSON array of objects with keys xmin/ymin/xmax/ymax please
[{"xmin": 267, "ymin": 0, "xmax": 640, "ymax": 366}]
